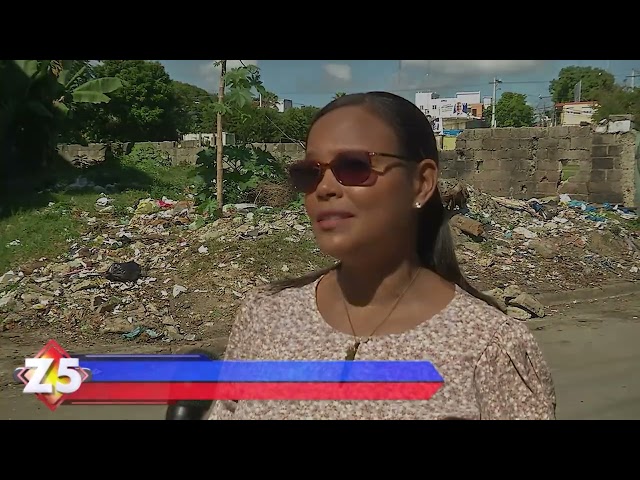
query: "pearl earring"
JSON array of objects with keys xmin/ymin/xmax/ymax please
[{"xmin": 415, "ymin": 202, "xmax": 422, "ymax": 208}]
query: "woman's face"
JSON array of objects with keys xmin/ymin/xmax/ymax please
[{"xmin": 302, "ymin": 105, "xmax": 425, "ymax": 262}]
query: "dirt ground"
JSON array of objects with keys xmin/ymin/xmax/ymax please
[{"xmin": 1, "ymin": 283, "xmax": 638, "ymax": 420}]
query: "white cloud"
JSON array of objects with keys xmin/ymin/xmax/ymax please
[
  {"xmin": 323, "ymin": 63, "xmax": 352, "ymax": 82},
  {"xmin": 400, "ymin": 60, "xmax": 546, "ymax": 76},
  {"xmin": 198, "ymin": 60, "xmax": 258, "ymax": 84}
]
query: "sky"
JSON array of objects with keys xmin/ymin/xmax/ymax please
[{"xmin": 157, "ymin": 60, "xmax": 640, "ymax": 111}]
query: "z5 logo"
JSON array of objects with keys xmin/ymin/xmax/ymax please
[
  {"xmin": 14, "ymin": 340, "xmax": 91, "ymax": 411},
  {"xmin": 23, "ymin": 357, "xmax": 83, "ymax": 394}
]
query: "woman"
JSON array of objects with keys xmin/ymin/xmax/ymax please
[{"xmin": 206, "ymin": 91, "xmax": 556, "ymax": 420}]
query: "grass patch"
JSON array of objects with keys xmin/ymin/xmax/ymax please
[
  {"xmin": 599, "ymin": 210, "xmax": 640, "ymax": 232},
  {"xmin": 0, "ymin": 147, "xmax": 198, "ymax": 273},
  {"xmin": 561, "ymin": 163, "xmax": 579, "ymax": 182}
]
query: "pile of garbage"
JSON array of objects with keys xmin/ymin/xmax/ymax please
[
  {"xmin": 1, "ymin": 184, "xmax": 638, "ymax": 338},
  {"xmin": 447, "ymin": 183, "xmax": 639, "ymax": 319},
  {"xmin": 0, "ymin": 195, "xmax": 314, "ymax": 341}
]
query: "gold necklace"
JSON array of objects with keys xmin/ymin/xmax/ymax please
[{"xmin": 341, "ymin": 268, "xmax": 422, "ymax": 361}]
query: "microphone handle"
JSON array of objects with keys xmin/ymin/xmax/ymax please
[{"xmin": 165, "ymin": 349, "xmax": 219, "ymax": 421}]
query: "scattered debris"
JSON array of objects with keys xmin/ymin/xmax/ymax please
[
  {"xmin": 452, "ymin": 184, "xmax": 639, "ymax": 302},
  {"xmin": 1, "ymin": 186, "xmax": 638, "ymax": 343}
]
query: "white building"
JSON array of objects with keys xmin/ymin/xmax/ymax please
[
  {"xmin": 182, "ymin": 132, "xmax": 235, "ymax": 146},
  {"xmin": 276, "ymin": 99, "xmax": 293, "ymax": 113},
  {"xmin": 415, "ymin": 91, "xmax": 486, "ymax": 133}
]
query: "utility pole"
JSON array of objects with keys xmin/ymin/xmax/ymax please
[
  {"xmin": 628, "ymin": 69, "xmax": 638, "ymax": 89},
  {"xmin": 215, "ymin": 60, "xmax": 226, "ymax": 209},
  {"xmin": 490, "ymin": 77, "xmax": 502, "ymax": 128}
]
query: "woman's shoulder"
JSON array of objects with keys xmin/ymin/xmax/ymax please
[{"xmin": 454, "ymin": 289, "xmax": 556, "ymax": 419}]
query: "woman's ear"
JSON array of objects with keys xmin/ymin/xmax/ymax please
[{"xmin": 413, "ymin": 158, "xmax": 439, "ymax": 207}]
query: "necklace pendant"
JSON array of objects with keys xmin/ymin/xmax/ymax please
[{"xmin": 345, "ymin": 340, "xmax": 360, "ymax": 361}]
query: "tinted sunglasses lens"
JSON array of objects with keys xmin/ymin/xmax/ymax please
[
  {"xmin": 289, "ymin": 163, "xmax": 320, "ymax": 193},
  {"xmin": 333, "ymin": 154, "xmax": 372, "ymax": 185}
]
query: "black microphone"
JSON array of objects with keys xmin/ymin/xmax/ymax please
[{"xmin": 165, "ymin": 349, "xmax": 219, "ymax": 420}]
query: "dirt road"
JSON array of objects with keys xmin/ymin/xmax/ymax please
[
  {"xmin": 532, "ymin": 285, "xmax": 640, "ymax": 420},
  {"xmin": 1, "ymin": 284, "xmax": 638, "ymax": 420}
]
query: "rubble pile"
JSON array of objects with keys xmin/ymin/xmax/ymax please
[
  {"xmin": 1, "ymin": 184, "xmax": 638, "ymax": 339},
  {"xmin": 447, "ymin": 184, "xmax": 639, "ymax": 318},
  {"xmin": 0, "ymin": 196, "xmax": 314, "ymax": 342}
]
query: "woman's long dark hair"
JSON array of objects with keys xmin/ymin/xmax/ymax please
[{"xmin": 268, "ymin": 91, "xmax": 503, "ymax": 311}]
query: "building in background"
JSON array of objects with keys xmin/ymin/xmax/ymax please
[
  {"xmin": 555, "ymin": 101, "xmax": 598, "ymax": 126},
  {"xmin": 415, "ymin": 91, "xmax": 487, "ymax": 135},
  {"xmin": 276, "ymin": 99, "xmax": 293, "ymax": 113},
  {"xmin": 182, "ymin": 132, "xmax": 235, "ymax": 146}
]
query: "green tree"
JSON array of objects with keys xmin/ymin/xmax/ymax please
[
  {"xmin": 482, "ymin": 105, "xmax": 492, "ymax": 128},
  {"xmin": 255, "ymin": 90, "xmax": 279, "ymax": 109},
  {"xmin": 280, "ymin": 106, "xmax": 319, "ymax": 142},
  {"xmin": 493, "ymin": 92, "xmax": 534, "ymax": 127},
  {"xmin": 172, "ymin": 80, "xmax": 217, "ymax": 134},
  {"xmin": 549, "ymin": 66, "xmax": 615, "ymax": 103},
  {"xmin": 90, "ymin": 60, "xmax": 179, "ymax": 142},
  {"xmin": 333, "ymin": 91, "xmax": 346, "ymax": 99},
  {"xmin": 224, "ymin": 104, "xmax": 285, "ymax": 143},
  {"xmin": 592, "ymin": 84, "xmax": 640, "ymax": 122}
]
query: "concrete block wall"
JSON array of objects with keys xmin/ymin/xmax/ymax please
[
  {"xmin": 249, "ymin": 142, "xmax": 305, "ymax": 163},
  {"xmin": 58, "ymin": 131, "xmax": 637, "ymax": 207},
  {"xmin": 57, "ymin": 143, "xmax": 113, "ymax": 164},
  {"xmin": 140, "ymin": 140, "xmax": 203, "ymax": 166},
  {"xmin": 441, "ymin": 126, "xmax": 638, "ymax": 206},
  {"xmin": 56, "ymin": 141, "xmax": 305, "ymax": 167}
]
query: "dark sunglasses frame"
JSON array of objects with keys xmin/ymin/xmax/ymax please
[{"xmin": 288, "ymin": 150, "xmax": 412, "ymax": 194}]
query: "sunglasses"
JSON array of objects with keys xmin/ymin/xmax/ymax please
[{"xmin": 288, "ymin": 150, "xmax": 410, "ymax": 194}]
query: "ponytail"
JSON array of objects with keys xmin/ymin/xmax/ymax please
[{"xmin": 417, "ymin": 189, "xmax": 506, "ymax": 312}]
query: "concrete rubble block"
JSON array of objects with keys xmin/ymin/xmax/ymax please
[
  {"xmin": 510, "ymin": 292, "xmax": 545, "ymax": 318},
  {"xmin": 506, "ymin": 306, "xmax": 532, "ymax": 320}
]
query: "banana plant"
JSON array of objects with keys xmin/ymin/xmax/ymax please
[
  {"xmin": 0, "ymin": 60, "xmax": 124, "ymax": 172},
  {"xmin": 51, "ymin": 60, "xmax": 124, "ymax": 115},
  {"xmin": 3, "ymin": 60, "xmax": 123, "ymax": 119}
]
